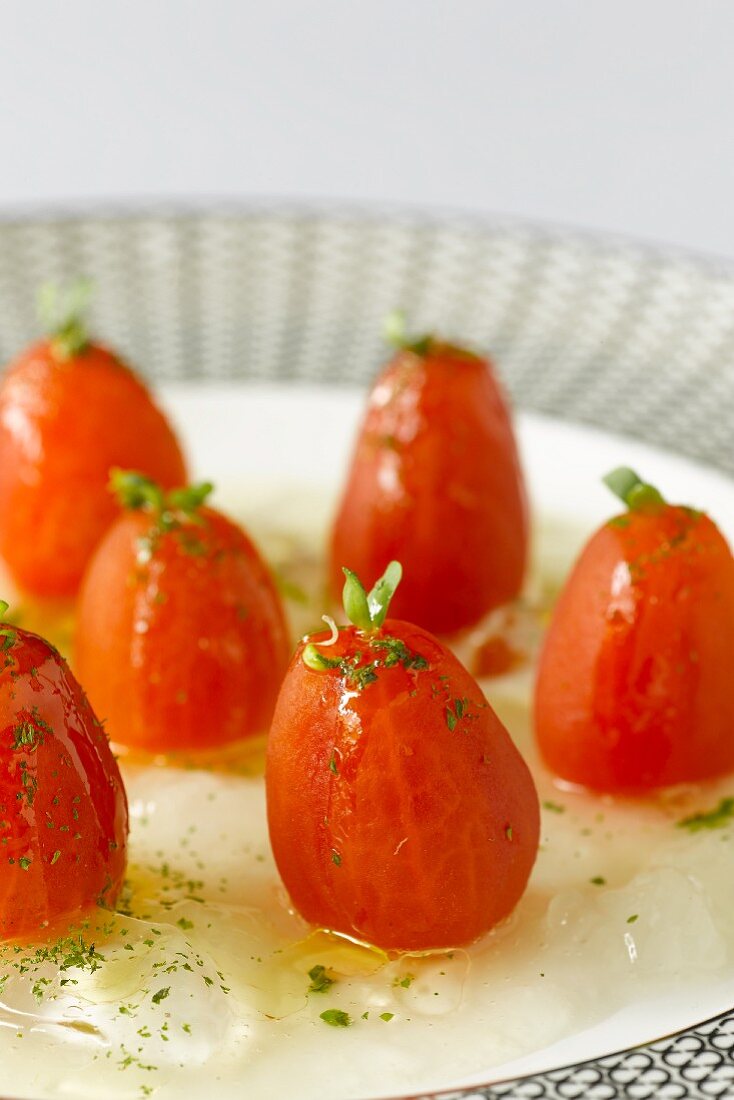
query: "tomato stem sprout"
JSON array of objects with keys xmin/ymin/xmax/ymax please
[
  {"xmin": 382, "ymin": 310, "xmax": 431, "ymax": 356},
  {"xmin": 343, "ymin": 561, "xmax": 403, "ymax": 632},
  {"xmin": 301, "ymin": 562, "xmax": 404, "ymax": 673},
  {"xmin": 109, "ymin": 469, "xmax": 214, "ymax": 523},
  {"xmin": 603, "ymin": 466, "xmax": 665, "ymax": 512},
  {"xmin": 37, "ymin": 278, "xmax": 93, "ymax": 360}
]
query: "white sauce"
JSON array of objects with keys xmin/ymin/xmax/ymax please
[{"xmin": 2, "ymin": 499, "xmax": 734, "ymax": 1100}]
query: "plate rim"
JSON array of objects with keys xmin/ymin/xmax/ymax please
[{"xmin": 0, "ymin": 195, "xmax": 733, "ymax": 279}]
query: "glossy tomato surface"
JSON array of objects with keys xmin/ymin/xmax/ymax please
[
  {"xmin": 0, "ymin": 624, "xmax": 128, "ymax": 940},
  {"xmin": 535, "ymin": 505, "xmax": 734, "ymax": 791},
  {"xmin": 329, "ymin": 345, "xmax": 528, "ymax": 635},
  {"xmin": 75, "ymin": 506, "xmax": 290, "ymax": 754},
  {"xmin": 0, "ymin": 340, "xmax": 186, "ymax": 596},
  {"xmin": 266, "ymin": 620, "xmax": 539, "ymax": 951}
]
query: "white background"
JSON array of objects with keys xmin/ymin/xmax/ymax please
[{"xmin": 1, "ymin": 0, "xmax": 733, "ymax": 258}]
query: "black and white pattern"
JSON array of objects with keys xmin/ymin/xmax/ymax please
[{"xmin": 0, "ymin": 204, "xmax": 732, "ymax": 1099}]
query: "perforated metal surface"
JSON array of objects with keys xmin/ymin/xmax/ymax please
[
  {"xmin": 0, "ymin": 204, "xmax": 732, "ymax": 1100},
  {"xmin": 0, "ymin": 204, "xmax": 732, "ymax": 475}
]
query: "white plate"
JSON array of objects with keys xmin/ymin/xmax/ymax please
[{"xmin": 160, "ymin": 380, "xmax": 734, "ymax": 1093}]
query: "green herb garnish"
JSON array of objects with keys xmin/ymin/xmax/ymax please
[
  {"xmin": 302, "ymin": 564, "xmax": 429, "ymax": 690},
  {"xmin": 110, "ymin": 470, "xmax": 214, "ymax": 565},
  {"xmin": 542, "ymin": 800, "xmax": 566, "ymax": 814},
  {"xmin": 320, "ymin": 1008, "xmax": 351, "ymax": 1028},
  {"xmin": 342, "ymin": 561, "xmax": 402, "ymax": 632},
  {"xmin": 37, "ymin": 278, "xmax": 93, "ymax": 359},
  {"xmin": 0, "ymin": 599, "xmax": 17, "ymax": 657},
  {"xmin": 603, "ymin": 467, "xmax": 665, "ymax": 512},
  {"xmin": 308, "ymin": 965, "xmax": 335, "ymax": 994},
  {"xmin": 677, "ymin": 798, "xmax": 734, "ymax": 832},
  {"xmin": 383, "ymin": 310, "xmax": 432, "ymax": 356}
]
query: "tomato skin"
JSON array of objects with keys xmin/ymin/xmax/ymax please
[
  {"xmin": 329, "ymin": 346, "xmax": 528, "ymax": 635},
  {"xmin": 0, "ymin": 339, "xmax": 187, "ymax": 596},
  {"xmin": 266, "ymin": 620, "xmax": 539, "ymax": 951},
  {"xmin": 75, "ymin": 506, "xmax": 290, "ymax": 754},
  {"xmin": 535, "ymin": 506, "xmax": 734, "ymax": 792},
  {"xmin": 0, "ymin": 625, "xmax": 128, "ymax": 940}
]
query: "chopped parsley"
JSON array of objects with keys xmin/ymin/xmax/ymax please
[
  {"xmin": 445, "ymin": 697, "xmax": 470, "ymax": 732},
  {"xmin": 320, "ymin": 1008, "xmax": 351, "ymax": 1028},
  {"xmin": 11, "ymin": 721, "xmax": 45, "ymax": 753},
  {"xmin": 589, "ymin": 876, "xmax": 606, "ymax": 886},
  {"xmin": 677, "ymin": 798, "xmax": 734, "ymax": 833},
  {"xmin": 307, "ymin": 964, "xmax": 335, "ymax": 994},
  {"xmin": 303, "ymin": 633, "xmax": 428, "ymax": 691},
  {"xmin": 542, "ymin": 800, "xmax": 566, "ymax": 814},
  {"xmin": 151, "ymin": 987, "xmax": 170, "ymax": 1005},
  {"xmin": 368, "ymin": 636, "xmax": 428, "ymax": 672}
]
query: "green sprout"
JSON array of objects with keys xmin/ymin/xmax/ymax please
[
  {"xmin": 37, "ymin": 278, "xmax": 93, "ymax": 359},
  {"xmin": 342, "ymin": 561, "xmax": 403, "ymax": 632},
  {"xmin": 301, "ymin": 562, "xmax": 407, "ymax": 677},
  {"xmin": 0, "ymin": 600, "xmax": 17, "ymax": 653},
  {"xmin": 383, "ymin": 310, "xmax": 431, "ymax": 356},
  {"xmin": 110, "ymin": 469, "xmax": 213, "ymax": 523},
  {"xmin": 109, "ymin": 469, "xmax": 215, "ymax": 565},
  {"xmin": 603, "ymin": 467, "xmax": 665, "ymax": 512}
]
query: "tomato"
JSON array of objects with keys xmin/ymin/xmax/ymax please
[
  {"xmin": 0, "ymin": 283, "xmax": 186, "ymax": 596},
  {"xmin": 0, "ymin": 604, "xmax": 128, "ymax": 940},
  {"xmin": 535, "ymin": 467, "xmax": 734, "ymax": 792},
  {"xmin": 266, "ymin": 563, "xmax": 539, "ymax": 951},
  {"xmin": 75, "ymin": 473, "xmax": 290, "ymax": 754},
  {"xmin": 329, "ymin": 316, "xmax": 528, "ymax": 635}
]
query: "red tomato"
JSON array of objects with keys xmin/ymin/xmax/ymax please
[
  {"xmin": 266, "ymin": 564, "xmax": 539, "ymax": 951},
  {"xmin": 535, "ymin": 469, "xmax": 734, "ymax": 792},
  {"xmin": 0, "ymin": 609, "xmax": 128, "ymax": 940},
  {"xmin": 0, "ymin": 290, "xmax": 186, "ymax": 596},
  {"xmin": 75, "ymin": 475, "xmax": 290, "ymax": 754},
  {"xmin": 329, "ymin": 323, "xmax": 528, "ymax": 635}
]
